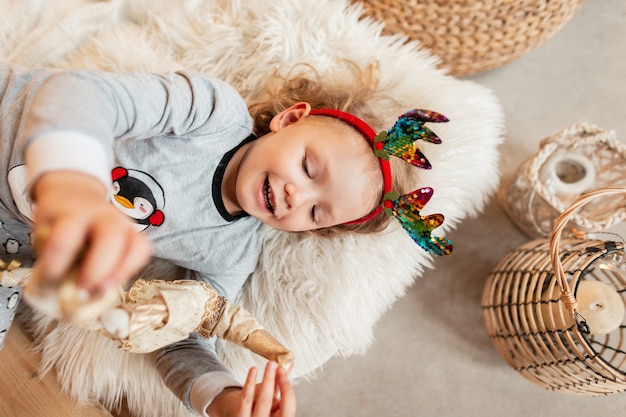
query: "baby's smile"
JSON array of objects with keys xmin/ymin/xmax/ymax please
[{"xmin": 263, "ymin": 176, "xmax": 275, "ymax": 213}]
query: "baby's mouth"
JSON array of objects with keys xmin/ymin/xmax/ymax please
[{"xmin": 264, "ymin": 177, "xmax": 275, "ymax": 214}]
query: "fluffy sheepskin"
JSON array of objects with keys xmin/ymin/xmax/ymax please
[{"xmin": 2, "ymin": 0, "xmax": 504, "ymax": 415}]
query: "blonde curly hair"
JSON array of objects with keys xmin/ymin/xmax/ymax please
[{"xmin": 247, "ymin": 62, "xmax": 412, "ymax": 237}]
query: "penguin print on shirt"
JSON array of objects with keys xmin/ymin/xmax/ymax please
[
  {"xmin": 7, "ymin": 164, "xmax": 165, "ymax": 234},
  {"xmin": 3, "ymin": 238, "xmax": 21, "ymax": 255},
  {"xmin": 111, "ymin": 167, "xmax": 165, "ymax": 231},
  {"xmin": 0, "ymin": 289, "xmax": 21, "ymax": 349}
]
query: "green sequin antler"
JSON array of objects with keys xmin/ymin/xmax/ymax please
[
  {"xmin": 383, "ymin": 187, "xmax": 453, "ymax": 256},
  {"xmin": 377, "ymin": 109, "xmax": 452, "ymax": 255},
  {"xmin": 373, "ymin": 109, "xmax": 448, "ymax": 169}
]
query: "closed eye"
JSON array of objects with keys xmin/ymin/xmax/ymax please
[
  {"xmin": 303, "ymin": 152, "xmax": 317, "ymax": 223},
  {"xmin": 302, "ymin": 155, "xmax": 311, "ymax": 178}
]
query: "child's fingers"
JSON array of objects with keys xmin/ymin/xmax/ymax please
[
  {"xmin": 77, "ymin": 220, "xmax": 128, "ymax": 291},
  {"xmin": 98, "ymin": 231, "xmax": 151, "ymax": 291},
  {"xmin": 35, "ymin": 216, "xmax": 88, "ymax": 282},
  {"xmin": 252, "ymin": 361, "xmax": 278, "ymax": 416},
  {"xmin": 240, "ymin": 366, "xmax": 258, "ymax": 413},
  {"xmin": 79, "ymin": 220, "xmax": 151, "ymax": 292},
  {"xmin": 274, "ymin": 367, "xmax": 296, "ymax": 417},
  {"xmin": 271, "ymin": 363, "xmax": 293, "ymax": 406},
  {"xmin": 284, "ymin": 362, "xmax": 294, "ymax": 376}
]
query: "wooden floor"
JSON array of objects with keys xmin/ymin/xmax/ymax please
[{"xmin": 0, "ymin": 321, "xmax": 113, "ymax": 417}]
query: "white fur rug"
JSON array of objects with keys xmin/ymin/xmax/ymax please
[{"xmin": 1, "ymin": 0, "xmax": 504, "ymax": 415}]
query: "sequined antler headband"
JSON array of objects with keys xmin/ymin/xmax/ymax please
[{"xmin": 310, "ymin": 108, "xmax": 453, "ymax": 256}]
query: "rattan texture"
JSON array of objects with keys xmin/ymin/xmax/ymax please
[
  {"xmin": 499, "ymin": 123, "xmax": 626, "ymax": 239},
  {"xmin": 356, "ymin": 0, "xmax": 583, "ymax": 76},
  {"xmin": 483, "ymin": 187, "xmax": 626, "ymax": 395}
]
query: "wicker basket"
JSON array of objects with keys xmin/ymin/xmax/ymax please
[
  {"xmin": 356, "ymin": 0, "xmax": 583, "ymax": 76},
  {"xmin": 483, "ymin": 186, "xmax": 626, "ymax": 395},
  {"xmin": 499, "ymin": 123, "xmax": 626, "ymax": 239}
]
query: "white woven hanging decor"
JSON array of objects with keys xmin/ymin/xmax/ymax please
[
  {"xmin": 483, "ymin": 186, "xmax": 626, "ymax": 395},
  {"xmin": 499, "ymin": 123, "xmax": 626, "ymax": 238}
]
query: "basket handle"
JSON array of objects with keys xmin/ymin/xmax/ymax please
[{"xmin": 549, "ymin": 185, "xmax": 626, "ymax": 319}]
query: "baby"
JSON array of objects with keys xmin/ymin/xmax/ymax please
[{"xmin": 0, "ymin": 61, "xmax": 451, "ymax": 417}]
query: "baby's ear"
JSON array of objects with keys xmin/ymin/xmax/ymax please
[{"xmin": 269, "ymin": 102, "xmax": 311, "ymax": 131}]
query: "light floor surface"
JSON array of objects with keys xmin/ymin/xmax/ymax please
[{"xmin": 294, "ymin": 1, "xmax": 626, "ymax": 416}]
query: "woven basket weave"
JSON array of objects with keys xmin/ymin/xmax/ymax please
[
  {"xmin": 498, "ymin": 123, "xmax": 626, "ymax": 239},
  {"xmin": 483, "ymin": 186, "xmax": 626, "ymax": 395},
  {"xmin": 356, "ymin": 0, "xmax": 583, "ymax": 76}
]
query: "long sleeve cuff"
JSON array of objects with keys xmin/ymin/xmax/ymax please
[
  {"xmin": 25, "ymin": 130, "xmax": 111, "ymax": 189},
  {"xmin": 190, "ymin": 371, "xmax": 242, "ymax": 417}
]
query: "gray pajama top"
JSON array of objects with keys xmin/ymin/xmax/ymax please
[{"xmin": 0, "ymin": 62, "xmax": 261, "ymax": 415}]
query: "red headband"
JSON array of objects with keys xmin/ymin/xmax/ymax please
[{"xmin": 309, "ymin": 108, "xmax": 392, "ymax": 224}]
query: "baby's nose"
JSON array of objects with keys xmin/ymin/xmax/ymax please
[{"xmin": 285, "ymin": 183, "xmax": 312, "ymax": 209}]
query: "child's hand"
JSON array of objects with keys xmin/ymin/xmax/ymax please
[
  {"xmin": 208, "ymin": 361, "xmax": 296, "ymax": 417},
  {"xmin": 32, "ymin": 171, "xmax": 152, "ymax": 293}
]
